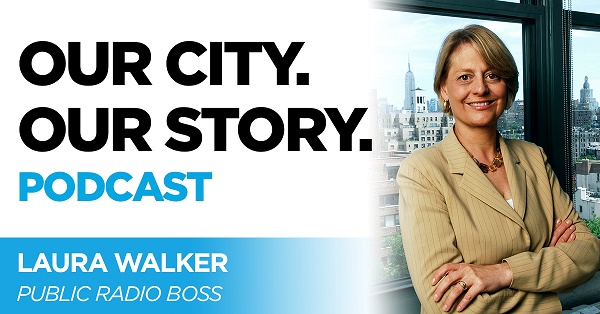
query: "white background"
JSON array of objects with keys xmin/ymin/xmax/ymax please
[{"xmin": 0, "ymin": 0, "xmax": 374, "ymax": 237}]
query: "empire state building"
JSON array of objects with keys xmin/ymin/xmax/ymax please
[{"xmin": 404, "ymin": 57, "xmax": 416, "ymax": 111}]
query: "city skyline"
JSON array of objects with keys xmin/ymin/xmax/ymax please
[{"xmin": 371, "ymin": 6, "xmax": 600, "ymax": 110}]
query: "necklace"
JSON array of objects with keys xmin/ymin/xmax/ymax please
[
  {"xmin": 457, "ymin": 134, "xmax": 504, "ymax": 173},
  {"xmin": 465, "ymin": 147, "xmax": 503, "ymax": 173}
]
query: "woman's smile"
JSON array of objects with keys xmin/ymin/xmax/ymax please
[{"xmin": 465, "ymin": 99, "xmax": 500, "ymax": 111}]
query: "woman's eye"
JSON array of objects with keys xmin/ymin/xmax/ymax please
[
  {"xmin": 487, "ymin": 73, "xmax": 501, "ymax": 80},
  {"xmin": 459, "ymin": 75, "xmax": 470, "ymax": 81}
]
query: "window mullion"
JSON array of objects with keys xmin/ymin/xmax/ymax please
[{"xmin": 535, "ymin": 0, "xmax": 572, "ymax": 194}]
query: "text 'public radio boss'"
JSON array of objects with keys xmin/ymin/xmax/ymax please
[{"xmin": 397, "ymin": 24, "xmax": 600, "ymax": 313}]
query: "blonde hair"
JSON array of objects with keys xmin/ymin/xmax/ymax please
[{"xmin": 433, "ymin": 24, "xmax": 519, "ymax": 116}]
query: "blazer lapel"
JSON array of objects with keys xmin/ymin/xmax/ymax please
[
  {"xmin": 500, "ymin": 137, "xmax": 527, "ymax": 219},
  {"xmin": 443, "ymin": 129, "xmax": 526, "ymax": 229}
]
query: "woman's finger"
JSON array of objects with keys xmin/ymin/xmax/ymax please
[
  {"xmin": 441, "ymin": 282, "xmax": 467, "ymax": 312},
  {"xmin": 550, "ymin": 219, "xmax": 572, "ymax": 246},
  {"xmin": 456, "ymin": 282, "xmax": 481, "ymax": 312},
  {"xmin": 432, "ymin": 263, "xmax": 460, "ymax": 286}
]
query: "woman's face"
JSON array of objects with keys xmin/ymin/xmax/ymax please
[{"xmin": 440, "ymin": 43, "xmax": 507, "ymax": 130}]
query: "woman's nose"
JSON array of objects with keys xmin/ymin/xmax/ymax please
[{"xmin": 472, "ymin": 76, "xmax": 489, "ymax": 95}]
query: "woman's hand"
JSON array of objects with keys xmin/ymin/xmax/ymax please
[
  {"xmin": 431, "ymin": 262, "xmax": 512, "ymax": 312},
  {"xmin": 550, "ymin": 219, "xmax": 576, "ymax": 246}
]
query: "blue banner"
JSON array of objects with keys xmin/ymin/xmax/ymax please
[{"xmin": 0, "ymin": 238, "xmax": 371, "ymax": 313}]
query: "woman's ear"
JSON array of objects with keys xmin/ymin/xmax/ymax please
[{"xmin": 440, "ymin": 82, "xmax": 448, "ymax": 100}]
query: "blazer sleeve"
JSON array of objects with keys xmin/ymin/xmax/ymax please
[
  {"xmin": 397, "ymin": 158, "xmax": 518, "ymax": 313},
  {"xmin": 503, "ymin": 147, "xmax": 600, "ymax": 293}
]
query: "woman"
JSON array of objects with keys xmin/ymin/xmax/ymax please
[{"xmin": 397, "ymin": 24, "xmax": 600, "ymax": 313}]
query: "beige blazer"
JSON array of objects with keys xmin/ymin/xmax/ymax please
[{"xmin": 397, "ymin": 128, "xmax": 600, "ymax": 313}]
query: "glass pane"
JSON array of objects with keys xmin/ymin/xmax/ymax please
[
  {"xmin": 370, "ymin": 9, "xmax": 524, "ymax": 284},
  {"xmin": 572, "ymin": 29, "xmax": 600, "ymax": 235},
  {"xmin": 572, "ymin": 1, "xmax": 600, "ymax": 14}
]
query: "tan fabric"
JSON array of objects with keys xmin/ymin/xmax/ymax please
[{"xmin": 397, "ymin": 128, "xmax": 600, "ymax": 313}]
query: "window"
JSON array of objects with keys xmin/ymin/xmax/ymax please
[
  {"xmin": 371, "ymin": 0, "xmax": 600, "ymax": 309},
  {"xmin": 572, "ymin": 21, "xmax": 600, "ymax": 224},
  {"xmin": 380, "ymin": 214, "xmax": 399, "ymax": 228},
  {"xmin": 379, "ymin": 193, "xmax": 399, "ymax": 208}
]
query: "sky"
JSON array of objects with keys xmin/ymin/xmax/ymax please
[
  {"xmin": 573, "ymin": 29, "xmax": 600, "ymax": 101},
  {"xmin": 571, "ymin": 1, "xmax": 600, "ymax": 102},
  {"xmin": 370, "ymin": 3, "xmax": 600, "ymax": 110}
]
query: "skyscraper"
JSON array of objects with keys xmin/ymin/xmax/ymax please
[
  {"xmin": 574, "ymin": 76, "xmax": 597, "ymax": 128},
  {"xmin": 580, "ymin": 75, "xmax": 598, "ymax": 110},
  {"xmin": 581, "ymin": 75, "xmax": 593, "ymax": 103},
  {"xmin": 404, "ymin": 56, "xmax": 416, "ymax": 111}
]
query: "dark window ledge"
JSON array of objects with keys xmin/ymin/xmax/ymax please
[{"xmin": 559, "ymin": 271, "xmax": 600, "ymax": 312}]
